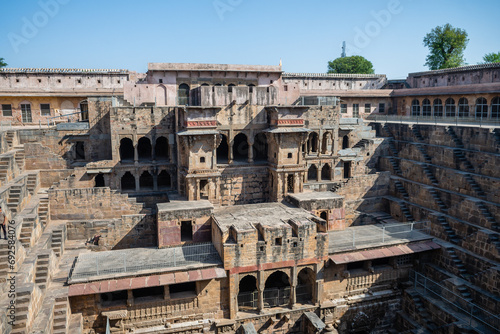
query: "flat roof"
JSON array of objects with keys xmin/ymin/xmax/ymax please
[
  {"xmin": 69, "ymin": 242, "xmax": 222, "ymax": 283},
  {"xmin": 148, "ymin": 63, "xmax": 282, "ymax": 73},
  {"xmin": 329, "ymin": 223, "xmax": 433, "ymax": 253},
  {"xmin": 157, "ymin": 199, "xmax": 213, "ymax": 213},
  {"xmin": 213, "ymin": 202, "xmax": 315, "ymax": 232},
  {"xmin": 289, "ymin": 191, "xmax": 343, "ymax": 202}
]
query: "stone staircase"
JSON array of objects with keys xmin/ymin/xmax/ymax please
[
  {"xmin": 422, "ymin": 165, "xmax": 438, "ymax": 185},
  {"xmin": 437, "ymin": 216, "xmax": 459, "ymax": 244},
  {"xmin": 399, "ymin": 201, "xmax": 414, "ymax": 222},
  {"xmin": 26, "ymin": 173, "xmax": 39, "ymax": 195},
  {"xmin": 489, "ymin": 234, "xmax": 500, "ymax": 254},
  {"xmin": 35, "ymin": 253, "xmax": 50, "ymax": 290},
  {"xmin": 388, "ymin": 156, "xmax": 402, "ymax": 175},
  {"xmin": 474, "ymin": 201, "xmax": 497, "ymax": 230},
  {"xmin": 5, "ymin": 131, "xmax": 15, "ymax": 150},
  {"xmin": 463, "ymin": 174, "xmax": 486, "ymax": 198},
  {"xmin": 52, "ymin": 296, "xmax": 70, "ymax": 334},
  {"xmin": 456, "ymin": 285, "xmax": 473, "ymax": 303},
  {"xmin": 493, "ymin": 129, "xmax": 500, "ymax": 148},
  {"xmin": 428, "ymin": 188, "xmax": 448, "ymax": 213},
  {"xmin": 387, "ymin": 139, "xmax": 399, "ymax": 157},
  {"xmin": 352, "ymin": 138, "xmax": 370, "ymax": 150},
  {"xmin": 0, "ymin": 242, "xmax": 8, "ymax": 285},
  {"xmin": 411, "ymin": 126, "xmax": 425, "ymax": 142},
  {"xmin": 6, "ymin": 184, "xmax": 22, "ymax": 215},
  {"xmin": 446, "ymin": 248, "xmax": 470, "ymax": 279},
  {"xmin": 453, "ymin": 149, "xmax": 475, "ymax": 172},
  {"xmin": 19, "ymin": 216, "xmax": 36, "ymax": 248},
  {"xmin": 394, "ymin": 180, "xmax": 409, "ymax": 200},
  {"xmin": 415, "ymin": 144, "xmax": 432, "ymax": 163},
  {"xmin": 446, "ymin": 127, "xmax": 465, "ymax": 149},
  {"xmin": 0, "ymin": 157, "xmax": 10, "ymax": 185},
  {"xmin": 11, "ymin": 284, "xmax": 43, "ymax": 334},
  {"xmin": 38, "ymin": 196, "xmax": 49, "ymax": 226},
  {"xmin": 409, "ymin": 293, "xmax": 439, "ymax": 332},
  {"xmin": 51, "ymin": 228, "xmax": 65, "ymax": 257},
  {"xmin": 14, "ymin": 147, "xmax": 25, "ymax": 172}
]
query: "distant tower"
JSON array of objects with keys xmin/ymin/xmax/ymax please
[{"xmin": 341, "ymin": 41, "xmax": 346, "ymax": 58}]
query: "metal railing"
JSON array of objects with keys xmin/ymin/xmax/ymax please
[
  {"xmin": 410, "ymin": 271, "xmax": 500, "ymax": 332},
  {"xmin": 263, "ymin": 287, "xmax": 290, "ymax": 308},
  {"xmin": 46, "ymin": 110, "xmax": 87, "ymax": 126},
  {"xmin": 365, "ymin": 114, "xmax": 500, "ymax": 127},
  {"xmin": 329, "ymin": 222, "xmax": 430, "ymax": 251},
  {"xmin": 70, "ymin": 242, "xmax": 221, "ymax": 281}
]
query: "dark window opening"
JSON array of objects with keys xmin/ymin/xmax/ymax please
[
  {"xmin": 422, "ymin": 99, "xmax": 431, "ymax": 116},
  {"xmin": 1, "ymin": 104, "xmax": 12, "ymax": 117},
  {"xmin": 199, "ymin": 179, "xmax": 209, "ymax": 200},
  {"xmin": 344, "ymin": 161, "xmax": 351, "ymax": 179},
  {"xmin": 322, "ymin": 133, "xmax": 330, "ymax": 154},
  {"xmin": 159, "ymin": 79, "xmax": 163, "ymax": 84},
  {"xmin": 287, "ymin": 174, "xmax": 294, "ymax": 193},
  {"xmin": 372, "ymin": 257, "xmax": 390, "ymax": 267},
  {"xmin": 321, "ymin": 164, "xmax": 331, "ymax": 180},
  {"xmin": 287, "ymin": 153, "xmax": 292, "ymax": 159},
  {"xmin": 342, "ymin": 135, "xmax": 349, "ymax": 149},
  {"xmin": 308, "ymin": 165, "xmax": 317, "ymax": 181},
  {"xmin": 139, "ymin": 171, "xmax": 153, "ymax": 190},
  {"xmin": 445, "ymin": 98, "xmax": 456, "ymax": 117},
  {"xmin": 308, "ymin": 132, "xmax": 318, "ymax": 153},
  {"xmin": 253, "ymin": 132, "xmax": 268, "ymax": 162},
  {"xmin": 80, "ymin": 101, "xmax": 89, "ymax": 121},
  {"xmin": 158, "ymin": 170, "xmax": 171, "ymax": 189},
  {"xmin": 353, "ymin": 104, "xmax": 359, "ymax": 117},
  {"xmin": 228, "ymin": 83, "xmax": 235, "ymax": 93},
  {"xmin": 94, "ymin": 173, "xmax": 105, "ymax": 188},
  {"xmin": 200, "ymin": 156, "xmax": 205, "ymax": 163},
  {"xmin": 40, "ymin": 103, "xmax": 51, "ymax": 116},
  {"xmin": 233, "ymin": 133, "xmax": 248, "ymax": 162},
  {"xmin": 275, "ymin": 237, "xmax": 282, "ymax": 246},
  {"xmin": 101, "ymin": 290, "xmax": 128, "ymax": 305},
  {"xmin": 297, "ymin": 268, "xmax": 315, "ymax": 304},
  {"xmin": 120, "ymin": 138, "xmax": 134, "ymax": 162},
  {"xmin": 75, "ymin": 141, "xmax": 85, "ymax": 160},
  {"xmin": 492, "ymin": 97, "xmax": 500, "ymax": 119},
  {"xmin": 458, "ymin": 97, "xmax": 469, "ymax": 117},
  {"xmin": 320, "ymin": 211, "xmax": 327, "ymax": 220},
  {"xmin": 217, "ymin": 134, "xmax": 229, "ymax": 164},
  {"xmin": 364, "ymin": 103, "xmax": 371, "ymax": 114},
  {"xmin": 169, "ymin": 282, "xmax": 196, "ymax": 298},
  {"xmin": 433, "ymin": 99, "xmax": 443, "ymax": 117},
  {"xmin": 138, "ymin": 137, "xmax": 152, "ymax": 161},
  {"xmin": 475, "ymin": 97, "xmax": 488, "ymax": 119},
  {"xmin": 411, "ymin": 99, "xmax": 420, "ymax": 116},
  {"xmin": 347, "ymin": 261, "xmax": 364, "ymax": 271},
  {"xmin": 155, "ymin": 136, "xmax": 168, "ymax": 160},
  {"xmin": 133, "ymin": 286, "xmax": 164, "ymax": 301},
  {"xmin": 378, "ymin": 103, "xmax": 385, "ymax": 113},
  {"xmin": 121, "ymin": 172, "xmax": 135, "ymax": 191},
  {"xmin": 181, "ymin": 220, "xmax": 193, "ymax": 242}
]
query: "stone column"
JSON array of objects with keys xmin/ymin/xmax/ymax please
[
  {"xmin": 134, "ymin": 145, "xmax": 139, "ymax": 164},
  {"xmin": 169, "ymin": 143, "xmax": 175, "ymax": 164},
  {"xmin": 134, "ymin": 171, "xmax": 140, "ymax": 191},
  {"xmin": 212, "ymin": 134, "xmax": 217, "ymax": 169},
  {"xmin": 318, "ymin": 129, "xmax": 323, "ymax": 156},
  {"xmin": 289, "ymin": 266, "xmax": 297, "ymax": 309},
  {"xmin": 153, "ymin": 173, "xmax": 158, "ymax": 191},
  {"xmin": 331, "ymin": 130, "xmax": 336, "ymax": 156},
  {"xmin": 317, "ymin": 164, "xmax": 321, "ymax": 182},
  {"xmin": 151, "ymin": 139, "xmax": 156, "ymax": 163},
  {"xmin": 257, "ymin": 271, "xmax": 265, "ymax": 313},
  {"xmin": 163, "ymin": 286, "xmax": 170, "ymax": 300},
  {"xmin": 127, "ymin": 290, "xmax": 134, "ymax": 307},
  {"xmin": 228, "ymin": 141, "xmax": 234, "ymax": 165},
  {"xmin": 248, "ymin": 143, "xmax": 254, "ymax": 163},
  {"xmin": 196, "ymin": 179, "xmax": 200, "ymax": 200}
]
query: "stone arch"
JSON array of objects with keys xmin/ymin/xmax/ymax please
[
  {"xmin": 156, "ymin": 85, "xmax": 166, "ymax": 106},
  {"xmin": 121, "ymin": 172, "xmax": 135, "ymax": 191},
  {"xmin": 308, "ymin": 165, "xmax": 317, "ymax": 181},
  {"xmin": 342, "ymin": 135, "xmax": 349, "ymax": 149},
  {"xmin": 137, "ymin": 137, "xmax": 152, "ymax": 161},
  {"xmin": 491, "ymin": 96, "xmax": 500, "ymax": 119},
  {"xmin": 60, "ymin": 100, "xmax": 74, "ymax": 111},
  {"xmin": 155, "ymin": 136, "xmax": 169, "ymax": 160},
  {"xmin": 178, "ymin": 83, "xmax": 190, "ymax": 105},
  {"xmin": 237, "ymin": 275, "xmax": 258, "ymax": 310},
  {"xmin": 94, "ymin": 173, "xmax": 105, "ymax": 188},
  {"xmin": 263, "ymin": 271, "xmax": 290, "ymax": 308},
  {"xmin": 233, "ymin": 133, "xmax": 248, "ymax": 162},
  {"xmin": 158, "ymin": 170, "xmax": 171, "ymax": 189},
  {"xmin": 322, "ymin": 132, "xmax": 331, "ymax": 154},
  {"xmin": 321, "ymin": 164, "xmax": 331, "ymax": 181},
  {"xmin": 297, "ymin": 267, "xmax": 315, "ymax": 304},
  {"xmin": 119, "ymin": 138, "xmax": 134, "ymax": 162},
  {"xmin": 79, "ymin": 100, "xmax": 89, "ymax": 121},
  {"xmin": 217, "ymin": 134, "xmax": 229, "ymax": 164},
  {"xmin": 308, "ymin": 132, "xmax": 319, "ymax": 153},
  {"xmin": 139, "ymin": 171, "xmax": 154, "ymax": 190}
]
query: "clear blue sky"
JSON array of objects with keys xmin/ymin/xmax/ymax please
[{"xmin": 1, "ymin": 0, "xmax": 499, "ymax": 79}]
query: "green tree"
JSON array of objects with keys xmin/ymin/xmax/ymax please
[
  {"xmin": 0, "ymin": 58, "xmax": 7, "ymax": 68},
  {"xmin": 327, "ymin": 55, "xmax": 374, "ymax": 74},
  {"xmin": 423, "ymin": 24, "xmax": 469, "ymax": 70},
  {"xmin": 482, "ymin": 52, "xmax": 500, "ymax": 64}
]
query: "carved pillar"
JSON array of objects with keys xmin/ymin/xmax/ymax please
[
  {"xmin": 331, "ymin": 130, "xmax": 337, "ymax": 156},
  {"xmin": 196, "ymin": 179, "xmax": 200, "ymax": 200},
  {"xmin": 257, "ymin": 271, "xmax": 265, "ymax": 313},
  {"xmin": 317, "ymin": 163, "xmax": 321, "ymax": 182},
  {"xmin": 318, "ymin": 129, "xmax": 323, "ymax": 157},
  {"xmin": 151, "ymin": 139, "xmax": 156, "ymax": 162},
  {"xmin": 134, "ymin": 144, "xmax": 138, "ymax": 164},
  {"xmin": 248, "ymin": 143, "xmax": 254, "ymax": 163}
]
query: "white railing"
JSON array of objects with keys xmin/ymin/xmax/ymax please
[{"xmin": 366, "ymin": 114, "xmax": 500, "ymax": 127}]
